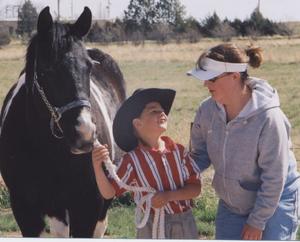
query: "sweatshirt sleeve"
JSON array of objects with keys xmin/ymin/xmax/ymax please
[
  {"xmin": 246, "ymin": 110, "xmax": 289, "ymax": 230},
  {"xmin": 190, "ymin": 105, "xmax": 211, "ymax": 172}
]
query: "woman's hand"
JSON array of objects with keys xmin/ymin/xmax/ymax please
[
  {"xmin": 92, "ymin": 144, "xmax": 109, "ymax": 167},
  {"xmin": 151, "ymin": 191, "xmax": 170, "ymax": 208},
  {"xmin": 241, "ymin": 223, "xmax": 262, "ymax": 240}
]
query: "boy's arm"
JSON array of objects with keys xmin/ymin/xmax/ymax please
[
  {"xmin": 92, "ymin": 146, "xmax": 116, "ymax": 199},
  {"xmin": 151, "ymin": 181, "xmax": 201, "ymax": 208},
  {"xmin": 151, "ymin": 143, "xmax": 202, "ymax": 209}
]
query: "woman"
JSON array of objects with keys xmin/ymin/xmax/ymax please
[{"xmin": 187, "ymin": 43, "xmax": 300, "ymax": 240}]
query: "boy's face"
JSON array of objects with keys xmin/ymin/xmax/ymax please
[{"xmin": 133, "ymin": 102, "xmax": 168, "ymax": 137}]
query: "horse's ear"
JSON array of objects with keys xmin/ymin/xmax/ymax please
[
  {"xmin": 71, "ymin": 7, "xmax": 92, "ymax": 38},
  {"xmin": 37, "ymin": 6, "xmax": 53, "ymax": 36}
]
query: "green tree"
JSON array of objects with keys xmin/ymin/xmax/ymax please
[
  {"xmin": 200, "ymin": 12, "xmax": 221, "ymax": 37},
  {"xmin": 123, "ymin": 0, "xmax": 186, "ymax": 36},
  {"xmin": 16, "ymin": 0, "xmax": 38, "ymax": 37},
  {"xmin": 123, "ymin": 0, "xmax": 156, "ymax": 35},
  {"xmin": 0, "ymin": 27, "xmax": 11, "ymax": 47},
  {"xmin": 155, "ymin": 0, "xmax": 185, "ymax": 26}
]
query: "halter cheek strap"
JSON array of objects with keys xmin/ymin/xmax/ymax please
[
  {"xmin": 55, "ymin": 100, "xmax": 91, "ymax": 118},
  {"xmin": 50, "ymin": 100, "xmax": 91, "ymax": 139},
  {"xmin": 34, "ymin": 78, "xmax": 91, "ymax": 139}
]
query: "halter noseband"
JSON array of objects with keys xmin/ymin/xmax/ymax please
[{"xmin": 33, "ymin": 73, "xmax": 91, "ymax": 139}]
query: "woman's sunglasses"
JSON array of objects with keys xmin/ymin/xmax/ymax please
[{"xmin": 207, "ymin": 73, "xmax": 231, "ymax": 83}]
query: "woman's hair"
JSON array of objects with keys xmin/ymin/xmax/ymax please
[{"xmin": 197, "ymin": 43, "xmax": 263, "ymax": 81}]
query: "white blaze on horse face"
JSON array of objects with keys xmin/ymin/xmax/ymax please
[
  {"xmin": 48, "ymin": 214, "xmax": 70, "ymax": 237},
  {"xmin": 0, "ymin": 74, "xmax": 25, "ymax": 137},
  {"xmin": 93, "ymin": 216, "xmax": 108, "ymax": 238},
  {"xmin": 90, "ymin": 80, "xmax": 115, "ymax": 160},
  {"xmin": 75, "ymin": 107, "xmax": 96, "ymax": 142}
]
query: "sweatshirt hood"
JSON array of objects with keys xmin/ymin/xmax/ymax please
[{"xmin": 216, "ymin": 77, "xmax": 280, "ymax": 121}]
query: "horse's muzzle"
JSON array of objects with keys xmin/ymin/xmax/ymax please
[
  {"xmin": 71, "ymin": 107, "xmax": 96, "ymax": 154},
  {"xmin": 71, "ymin": 140, "xmax": 94, "ymax": 154}
]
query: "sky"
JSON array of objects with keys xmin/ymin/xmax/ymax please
[{"xmin": 1, "ymin": 0, "xmax": 300, "ymax": 22}]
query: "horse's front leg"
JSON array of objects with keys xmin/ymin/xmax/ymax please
[
  {"xmin": 93, "ymin": 216, "xmax": 108, "ymax": 237},
  {"xmin": 9, "ymin": 190, "xmax": 46, "ymax": 237},
  {"xmin": 48, "ymin": 211, "xmax": 70, "ymax": 237}
]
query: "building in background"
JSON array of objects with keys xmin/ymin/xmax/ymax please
[{"xmin": 0, "ymin": 0, "xmax": 112, "ymax": 35}]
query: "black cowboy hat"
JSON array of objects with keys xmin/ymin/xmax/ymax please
[{"xmin": 113, "ymin": 88, "xmax": 176, "ymax": 152}]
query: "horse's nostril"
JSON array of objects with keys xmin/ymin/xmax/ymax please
[
  {"xmin": 71, "ymin": 140, "xmax": 94, "ymax": 154},
  {"xmin": 80, "ymin": 141, "xmax": 94, "ymax": 152},
  {"xmin": 91, "ymin": 116, "xmax": 97, "ymax": 125}
]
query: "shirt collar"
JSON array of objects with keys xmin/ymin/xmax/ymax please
[{"xmin": 136, "ymin": 136, "xmax": 176, "ymax": 154}]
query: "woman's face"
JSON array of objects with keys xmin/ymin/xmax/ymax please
[{"xmin": 204, "ymin": 72, "xmax": 241, "ymax": 105}]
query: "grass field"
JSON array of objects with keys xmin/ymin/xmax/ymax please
[{"xmin": 0, "ymin": 36, "xmax": 300, "ymax": 238}]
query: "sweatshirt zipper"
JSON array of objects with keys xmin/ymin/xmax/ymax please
[{"xmin": 223, "ymin": 123, "xmax": 234, "ymax": 206}]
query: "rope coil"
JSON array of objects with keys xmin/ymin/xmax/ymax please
[{"xmin": 94, "ymin": 140, "xmax": 166, "ymax": 239}]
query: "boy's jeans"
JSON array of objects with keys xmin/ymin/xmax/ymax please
[{"xmin": 215, "ymin": 188, "xmax": 300, "ymax": 240}]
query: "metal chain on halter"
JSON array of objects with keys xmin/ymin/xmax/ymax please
[{"xmin": 33, "ymin": 73, "xmax": 64, "ymax": 139}]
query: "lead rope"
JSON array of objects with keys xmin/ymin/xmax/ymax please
[{"xmin": 94, "ymin": 140, "xmax": 165, "ymax": 239}]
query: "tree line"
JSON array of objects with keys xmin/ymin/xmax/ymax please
[
  {"xmin": 0, "ymin": 0, "xmax": 294, "ymax": 47},
  {"xmin": 86, "ymin": 0, "xmax": 293, "ymax": 44}
]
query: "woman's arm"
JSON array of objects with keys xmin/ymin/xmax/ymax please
[
  {"xmin": 246, "ymin": 110, "xmax": 290, "ymax": 231},
  {"xmin": 190, "ymin": 105, "xmax": 211, "ymax": 171}
]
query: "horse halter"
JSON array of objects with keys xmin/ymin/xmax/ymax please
[{"xmin": 33, "ymin": 73, "xmax": 91, "ymax": 139}]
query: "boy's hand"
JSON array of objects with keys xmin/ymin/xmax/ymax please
[
  {"xmin": 92, "ymin": 144, "xmax": 110, "ymax": 166},
  {"xmin": 151, "ymin": 191, "xmax": 170, "ymax": 208}
]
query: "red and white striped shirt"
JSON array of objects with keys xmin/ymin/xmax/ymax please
[{"xmin": 109, "ymin": 136, "xmax": 201, "ymax": 214}]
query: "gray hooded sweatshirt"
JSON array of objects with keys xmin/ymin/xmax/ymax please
[{"xmin": 190, "ymin": 77, "xmax": 300, "ymax": 230}]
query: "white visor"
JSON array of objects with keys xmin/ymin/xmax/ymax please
[{"xmin": 187, "ymin": 57, "xmax": 248, "ymax": 81}]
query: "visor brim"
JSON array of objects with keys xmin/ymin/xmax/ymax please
[{"xmin": 187, "ymin": 68, "xmax": 224, "ymax": 82}]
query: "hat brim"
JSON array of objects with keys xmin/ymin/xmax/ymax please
[
  {"xmin": 113, "ymin": 88, "xmax": 176, "ymax": 152},
  {"xmin": 187, "ymin": 68, "xmax": 223, "ymax": 82}
]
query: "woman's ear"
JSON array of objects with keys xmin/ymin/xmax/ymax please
[{"xmin": 232, "ymin": 72, "xmax": 241, "ymax": 81}]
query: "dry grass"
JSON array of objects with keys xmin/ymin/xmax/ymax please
[
  {"xmin": 87, "ymin": 37, "xmax": 300, "ymax": 64},
  {"xmin": 0, "ymin": 40, "xmax": 26, "ymax": 61}
]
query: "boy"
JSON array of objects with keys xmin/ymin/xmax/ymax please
[{"xmin": 92, "ymin": 88, "xmax": 201, "ymax": 239}]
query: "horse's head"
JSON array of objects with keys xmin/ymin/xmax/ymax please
[{"xmin": 26, "ymin": 6, "xmax": 96, "ymax": 154}]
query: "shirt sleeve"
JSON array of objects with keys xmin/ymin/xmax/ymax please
[
  {"xmin": 190, "ymin": 105, "xmax": 212, "ymax": 172},
  {"xmin": 181, "ymin": 147, "xmax": 201, "ymax": 185},
  {"xmin": 108, "ymin": 153, "xmax": 136, "ymax": 197}
]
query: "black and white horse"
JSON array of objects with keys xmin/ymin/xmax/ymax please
[{"xmin": 0, "ymin": 6, "xmax": 126, "ymax": 237}]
